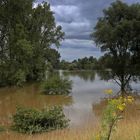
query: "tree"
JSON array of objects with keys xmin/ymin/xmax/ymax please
[
  {"xmin": 59, "ymin": 60, "xmax": 70, "ymax": 70},
  {"xmin": 0, "ymin": 0, "xmax": 64, "ymax": 86},
  {"xmin": 45, "ymin": 48, "xmax": 61, "ymax": 69},
  {"xmin": 59, "ymin": 56, "xmax": 98, "ymax": 70},
  {"xmin": 91, "ymin": 1, "xmax": 140, "ymax": 94}
]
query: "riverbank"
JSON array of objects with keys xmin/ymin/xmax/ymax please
[{"xmin": 0, "ymin": 119, "xmax": 140, "ymax": 140}]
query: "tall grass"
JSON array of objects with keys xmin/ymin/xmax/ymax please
[
  {"xmin": 0, "ymin": 100, "xmax": 140, "ymax": 140},
  {"xmin": 1, "ymin": 119, "xmax": 140, "ymax": 140}
]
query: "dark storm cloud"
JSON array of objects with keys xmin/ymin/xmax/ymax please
[
  {"xmin": 38, "ymin": 0, "xmax": 140, "ymax": 60},
  {"xmin": 49, "ymin": 0, "xmax": 139, "ymax": 39}
]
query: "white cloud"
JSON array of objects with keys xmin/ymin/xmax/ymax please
[
  {"xmin": 62, "ymin": 39, "xmax": 95, "ymax": 48},
  {"xmin": 51, "ymin": 5, "xmax": 80, "ymax": 18},
  {"xmin": 51, "ymin": 5, "xmax": 80, "ymax": 23},
  {"xmin": 51, "ymin": 4, "xmax": 92, "ymax": 37},
  {"xmin": 33, "ymin": 2, "xmax": 39, "ymax": 8},
  {"xmin": 59, "ymin": 19, "xmax": 91, "ymax": 36},
  {"xmin": 37, "ymin": 0, "xmax": 139, "ymax": 60},
  {"xmin": 57, "ymin": 39, "xmax": 101, "ymax": 61}
]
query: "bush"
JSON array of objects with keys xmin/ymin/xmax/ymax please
[
  {"xmin": 42, "ymin": 75, "xmax": 72, "ymax": 95},
  {"xmin": 12, "ymin": 106, "xmax": 69, "ymax": 134},
  {"xmin": 0, "ymin": 126, "xmax": 5, "ymax": 132}
]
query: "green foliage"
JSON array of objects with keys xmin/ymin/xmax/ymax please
[
  {"xmin": 94, "ymin": 94, "xmax": 134, "ymax": 140},
  {"xmin": 59, "ymin": 56, "xmax": 98, "ymax": 70},
  {"xmin": 0, "ymin": 0, "xmax": 64, "ymax": 86},
  {"xmin": 45, "ymin": 48, "xmax": 61, "ymax": 69},
  {"xmin": 100, "ymin": 99, "xmax": 122, "ymax": 140},
  {"xmin": 0, "ymin": 126, "xmax": 5, "ymax": 132},
  {"xmin": 59, "ymin": 60, "xmax": 71, "ymax": 70},
  {"xmin": 12, "ymin": 106, "xmax": 69, "ymax": 134},
  {"xmin": 91, "ymin": 1, "xmax": 140, "ymax": 94},
  {"xmin": 42, "ymin": 75, "xmax": 72, "ymax": 95}
]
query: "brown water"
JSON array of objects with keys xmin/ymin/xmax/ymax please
[{"xmin": 0, "ymin": 70, "xmax": 140, "ymax": 128}]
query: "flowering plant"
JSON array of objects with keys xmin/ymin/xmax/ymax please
[{"xmin": 94, "ymin": 90, "xmax": 134, "ymax": 140}]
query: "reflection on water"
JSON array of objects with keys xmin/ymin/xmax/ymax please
[
  {"xmin": 0, "ymin": 70, "xmax": 140, "ymax": 127},
  {"xmin": 0, "ymin": 83, "xmax": 73, "ymax": 126},
  {"xmin": 63, "ymin": 70, "xmax": 96, "ymax": 82},
  {"xmin": 97, "ymin": 69, "xmax": 140, "ymax": 95}
]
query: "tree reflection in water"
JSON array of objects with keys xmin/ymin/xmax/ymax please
[
  {"xmin": 97, "ymin": 69, "xmax": 140, "ymax": 96},
  {"xmin": 62, "ymin": 70, "xmax": 96, "ymax": 82}
]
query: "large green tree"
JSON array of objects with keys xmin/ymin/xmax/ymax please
[
  {"xmin": 91, "ymin": 1, "xmax": 140, "ymax": 93},
  {"xmin": 0, "ymin": 0, "xmax": 64, "ymax": 86}
]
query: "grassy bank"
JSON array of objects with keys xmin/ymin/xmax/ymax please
[{"xmin": 0, "ymin": 120, "xmax": 140, "ymax": 140}]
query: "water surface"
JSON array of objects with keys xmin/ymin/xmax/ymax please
[{"xmin": 0, "ymin": 70, "xmax": 140, "ymax": 127}]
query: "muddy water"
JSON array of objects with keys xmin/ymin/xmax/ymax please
[{"xmin": 0, "ymin": 70, "xmax": 140, "ymax": 128}]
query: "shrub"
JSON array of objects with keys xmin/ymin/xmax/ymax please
[
  {"xmin": 12, "ymin": 106, "xmax": 69, "ymax": 134},
  {"xmin": 0, "ymin": 126, "xmax": 5, "ymax": 132},
  {"xmin": 42, "ymin": 75, "xmax": 72, "ymax": 95}
]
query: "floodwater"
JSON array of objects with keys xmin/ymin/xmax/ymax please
[{"xmin": 0, "ymin": 70, "xmax": 140, "ymax": 128}]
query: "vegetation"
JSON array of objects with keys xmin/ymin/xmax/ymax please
[
  {"xmin": 59, "ymin": 56, "xmax": 98, "ymax": 70},
  {"xmin": 41, "ymin": 75, "xmax": 72, "ymax": 95},
  {"xmin": 12, "ymin": 106, "xmax": 69, "ymax": 134},
  {"xmin": 0, "ymin": 0, "xmax": 64, "ymax": 87},
  {"xmin": 93, "ymin": 89, "xmax": 135, "ymax": 140},
  {"xmin": 0, "ymin": 0, "xmax": 140, "ymax": 140},
  {"xmin": 91, "ymin": 0, "xmax": 140, "ymax": 94},
  {"xmin": 45, "ymin": 48, "xmax": 61, "ymax": 70},
  {"xmin": 0, "ymin": 126, "xmax": 5, "ymax": 132}
]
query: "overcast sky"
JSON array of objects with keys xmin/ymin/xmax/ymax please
[{"xmin": 37, "ymin": 0, "xmax": 139, "ymax": 61}]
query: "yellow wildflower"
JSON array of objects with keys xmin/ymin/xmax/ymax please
[
  {"xmin": 127, "ymin": 96, "xmax": 134, "ymax": 100},
  {"xmin": 117, "ymin": 103, "xmax": 126, "ymax": 111},
  {"xmin": 95, "ymin": 133, "xmax": 101, "ymax": 140},
  {"xmin": 123, "ymin": 98, "xmax": 127, "ymax": 102},
  {"xmin": 127, "ymin": 96, "xmax": 134, "ymax": 104},
  {"xmin": 119, "ymin": 96, "xmax": 123, "ymax": 100}
]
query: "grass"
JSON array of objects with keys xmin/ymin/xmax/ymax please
[
  {"xmin": 0, "ymin": 100, "xmax": 140, "ymax": 140},
  {"xmin": 0, "ymin": 119, "xmax": 140, "ymax": 140}
]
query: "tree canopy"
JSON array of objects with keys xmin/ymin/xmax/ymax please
[
  {"xmin": 59, "ymin": 56, "xmax": 98, "ymax": 70},
  {"xmin": 0, "ymin": 0, "xmax": 64, "ymax": 86},
  {"xmin": 91, "ymin": 0, "xmax": 140, "ymax": 93}
]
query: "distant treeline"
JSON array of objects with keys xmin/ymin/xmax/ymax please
[{"xmin": 59, "ymin": 56, "xmax": 102, "ymax": 70}]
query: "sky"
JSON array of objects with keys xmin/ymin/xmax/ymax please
[{"xmin": 37, "ymin": 0, "xmax": 139, "ymax": 61}]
